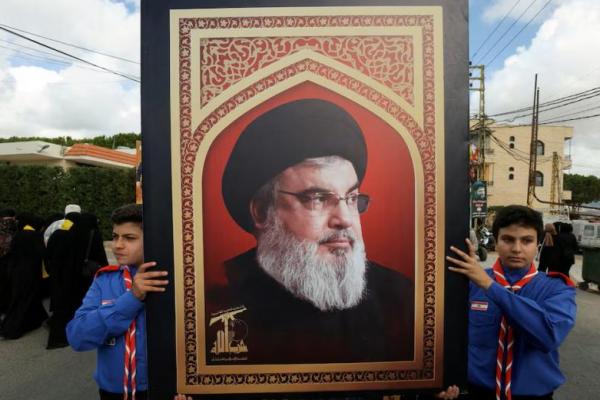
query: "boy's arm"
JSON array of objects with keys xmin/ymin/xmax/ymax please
[
  {"xmin": 485, "ymin": 281, "xmax": 576, "ymax": 351},
  {"xmin": 447, "ymin": 239, "xmax": 576, "ymax": 352},
  {"xmin": 66, "ymin": 277, "xmax": 144, "ymax": 351}
]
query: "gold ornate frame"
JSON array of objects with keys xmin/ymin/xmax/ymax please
[{"xmin": 169, "ymin": 6, "xmax": 445, "ymax": 394}]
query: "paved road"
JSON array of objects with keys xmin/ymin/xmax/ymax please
[
  {"xmin": 1, "ymin": 253, "xmax": 598, "ymax": 399},
  {"xmin": 0, "ymin": 318, "xmax": 97, "ymax": 399},
  {"xmin": 481, "ymin": 252, "xmax": 600, "ymax": 400}
]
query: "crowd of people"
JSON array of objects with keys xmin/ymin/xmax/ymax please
[
  {"xmin": 538, "ymin": 221, "xmax": 579, "ymax": 276},
  {"xmin": 0, "ymin": 204, "xmax": 107, "ymax": 348}
]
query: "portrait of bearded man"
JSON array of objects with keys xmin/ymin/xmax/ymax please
[{"xmin": 205, "ymin": 98, "xmax": 414, "ymax": 365}]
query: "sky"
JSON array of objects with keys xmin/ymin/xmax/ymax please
[{"xmin": 0, "ymin": 0, "xmax": 599, "ymax": 176}]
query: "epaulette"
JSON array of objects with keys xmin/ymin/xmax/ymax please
[
  {"xmin": 547, "ymin": 271, "xmax": 576, "ymax": 287},
  {"xmin": 95, "ymin": 265, "xmax": 120, "ymax": 278}
]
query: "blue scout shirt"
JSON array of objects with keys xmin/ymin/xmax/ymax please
[
  {"xmin": 66, "ymin": 265, "xmax": 147, "ymax": 393},
  {"xmin": 468, "ymin": 262, "xmax": 576, "ymax": 396}
]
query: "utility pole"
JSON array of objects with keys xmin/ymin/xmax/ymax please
[
  {"xmin": 527, "ymin": 74, "xmax": 540, "ymax": 207},
  {"xmin": 549, "ymin": 151, "xmax": 562, "ymax": 214},
  {"xmin": 469, "ymin": 64, "xmax": 491, "ymax": 235},
  {"xmin": 469, "ymin": 64, "xmax": 487, "ymax": 181}
]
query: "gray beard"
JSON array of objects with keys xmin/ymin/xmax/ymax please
[{"xmin": 256, "ymin": 213, "xmax": 367, "ymax": 311}]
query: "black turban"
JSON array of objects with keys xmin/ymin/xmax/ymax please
[{"xmin": 222, "ymin": 98, "xmax": 367, "ymax": 232}]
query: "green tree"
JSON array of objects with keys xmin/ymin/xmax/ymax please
[
  {"xmin": 0, "ymin": 133, "xmax": 140, "ymax": 149},
  {"xmin": 564, "ymin": 173, "xmax": 600, "ymax": 208},
  {"xmin": 0, "ymin": 163, "xmax": 135, "ymax": 238}
]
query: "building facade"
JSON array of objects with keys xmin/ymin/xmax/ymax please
[
  {"xmin": 0, "ymin": 141, "xmax": 136, "ymax": 169},
  {"xmin": 477, "ymin": 123, "xmax": 573, "ymax": 214}
]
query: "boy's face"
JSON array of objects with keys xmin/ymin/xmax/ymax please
[
  {"xmin": 112, "ymin": 222, "xmax": 144, "ymax": 267},
  {"xmin": 496, "ymin": 224, "xmax": 538, "ymax": 269}
]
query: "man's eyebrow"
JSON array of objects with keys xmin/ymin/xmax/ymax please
[
  {"xmin": 346, "ymin": 182, "xmax": 360, "ymax": 194},
  {"xmin": 298, "ymin": 182, "xmax": 360, "ymax": 195}
]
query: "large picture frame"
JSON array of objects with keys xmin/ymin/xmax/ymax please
[{"xmin": 142, "ymin": 1, "xmax": 469, "ymax": 398}]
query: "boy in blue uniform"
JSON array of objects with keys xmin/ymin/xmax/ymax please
[
  {"xmin": 448, "ymin": 205, "xmax": 576, "ymax": 400},
  {"xmin": 67, "ymin": 204, "xmax": 169, "ymax": 400}
]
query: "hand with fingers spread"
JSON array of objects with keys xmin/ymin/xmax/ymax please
[
  {"xmin": 447, "ymin": 238, "xmax": 493, "ymax": 290},
  {"xmin": 435, "ymin": 385, "xmax": 460, "ymax": 399},
  {"xmin": 131, "ymin": 261, "xmax": 169, "ymax": 300}
]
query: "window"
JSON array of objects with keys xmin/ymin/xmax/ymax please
[
  {"xmin": 535, "ymin": 171, "xmax": 544, "ymax": 186},
  {"xmin": 536, "ymin": 140, "xmax": 545, "ymax": 156},
  {"xmin": 509, "ymin": 167, "xmax": 514, "ymax": 172},
  {"xmin": 509, "ymin": 143, "xmax": 515, "ymax": 149},
  {"xmin": 509, "ymin": 136, "xmax": 515, "ymax": 141},
  {"xmin": 509, "ymin": 173, "xmax": 514, "ymax": 180}
]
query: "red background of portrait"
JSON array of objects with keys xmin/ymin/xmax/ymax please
[{"xmin": 202, "ymin": 82, "xmax": 415, "ymax": 285}]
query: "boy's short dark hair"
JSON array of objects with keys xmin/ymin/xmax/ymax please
[
  {"xmin": 111, "ymin": 204, "xmax": 143, "ymax": 227},
  {"xmin": 492, "ymin": 205, "xmax": 543, "ymax": 242}
]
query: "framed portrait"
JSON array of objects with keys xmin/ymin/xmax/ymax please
[{"xmin": 141, "ymin": 1, "xmax": 469, "ymax": 398}]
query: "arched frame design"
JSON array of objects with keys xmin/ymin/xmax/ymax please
[{"xmin": 169, "ymin": 6, "xmax": 447, "ymax": 395}]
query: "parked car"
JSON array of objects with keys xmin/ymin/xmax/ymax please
[{"xmin": 572, "ymin": 220, "xmax": 600, "ymax": 248}]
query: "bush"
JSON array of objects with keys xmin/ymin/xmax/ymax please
[{"xmin": 0, "ymin": 163, "xmax": 135, "ymax": 239}]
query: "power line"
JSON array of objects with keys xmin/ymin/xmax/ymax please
[
  {"xmin": 540, "ymin": 102, "xmax": 600, "ymax": 121},
  {"xmin": 471, "ymin": 0, "xmax": 523, "ymax": 60},
  {"xmin": 0, "ymin": 47, "xmax": 132, "ymax": 77},
  {"xmin": 490, "ymin": 134, "xmax": 531, "ymax": 164},
  {"xmin": 0, "ymin": 23, "xmax": 139, "ymax": 64},
  {"xmin": 0, "ymin": 38, "xmax": 87, "ymax": 64},
  {"xmin": 0, "ymin": 39, "xmax": 140, "ymax": 78},
  {"xmin": 497, "ymin": 90, "xmax": 600, "ymax": 122},
  {"xmin": 540, "ymin": 112, "xmax": 600, "ymax": 125},
  {"xmin": 475, "ymin": 0, "xmax": 539, "ymax": 65},
  {"xmin": 486, "ymin": 0, "xmax": 553, "ymax": 67},
  {"xmin": 490, "ymin": 133, "xmax": 553, "ymax": 165},
  {"xmin": 542, "ymin": 65, "xmax": 600, "ymax": 100},
  {"xmin": 0, "ymin": 25, "xmax": 139, "ymax": 83},
  {"xmin": 493, "ymin": 110, "xmax": 600, "ymax": 127},
  {"xmin": 0, "ymin": 45, "xmax": 77, "ymax": 67},
  {"xmin": 490, "ymin": 86, "xmax": 600, "ymax": 117}
]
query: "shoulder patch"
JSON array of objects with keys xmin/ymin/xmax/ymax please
[
  {"xmin": 546, "ymin": 271, "xmax": 576, "ymax": 287},
  {"xmin": 95, "ymin": 265, "xmax": 120, "ymax": 278},
  {"xmin": 60, "ymin": 219, "xmax": 74, "ymax": 230},
  {"xmin": 23, "ymin": 225, "xmax": 35, "ymax": 231}
]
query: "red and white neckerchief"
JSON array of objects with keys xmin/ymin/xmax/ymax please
[
  {"xmin": 492, "ymin": 259, "xmax": 538, "ymax": 400},
  {"xmin": 95, "ymin": 265, "xmax": 138, "ymax": 400},
  {"xmin": 121, "ymin": 265, "xmax": 137, "ymax": 400}
]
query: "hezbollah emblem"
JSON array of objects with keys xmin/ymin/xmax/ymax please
[{"xmin": 209, "ymin": 306, "xmax": 248, "ymax": 359}]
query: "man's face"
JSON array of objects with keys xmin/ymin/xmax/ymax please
[
  {"xmin": 272, "ymin": 158, "xmax": 363, "ymax": 262},
  {"xmin": 253, "ymin": 157, "xmax": 367, "ymax": 311},
  {"xmin": 496, "ymin": 224, "xmax": 538, "ymax": 269},
  {"xmin": 112, "ymin": 222, "xmax": 144, "ymax": 267}
]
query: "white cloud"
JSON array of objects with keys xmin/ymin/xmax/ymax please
[
  {"xmin": 0, "ymin": 0, "xmax": 140, "ymax": 139},
  {"xmin": 481, "ymin": 0, "xmax": 567, "ymax": 23},
  {"xmin": 485, "ymin": 0, "xmax": 600, "ymax": 177}
]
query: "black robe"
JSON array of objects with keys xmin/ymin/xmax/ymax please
[
  {"xmin": 538, "ymin": 236, "xmax": 560, "ymax": 273},
  {"xmin": 0, "ymin": 227, "xmax": 48, "ymax": 339},
  {"xmin": 205, "ymin": 249, "xmax": 414, "ymax": 365},
  {"xmin": 45, "ymin": 212, "xmax": 108, "ymax": 348}
]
